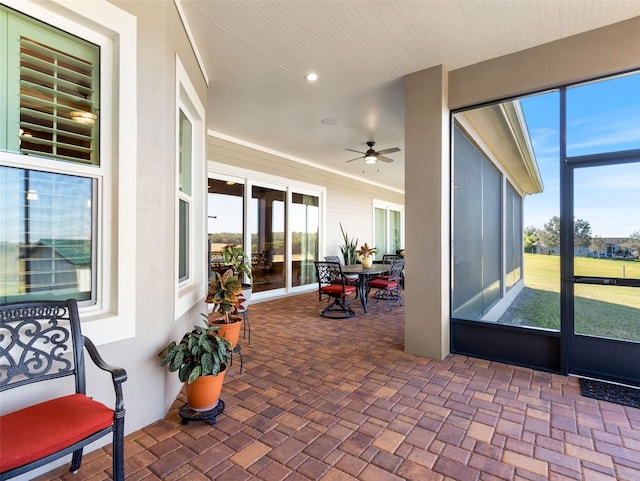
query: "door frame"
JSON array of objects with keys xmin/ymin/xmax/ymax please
[
  {"xmin": 561, "ymin": 87, "xmax": 640, "ymax": 384},
  {"xmin": 372, "ymin": 199, "xmax": 404, "ymax": 259}
]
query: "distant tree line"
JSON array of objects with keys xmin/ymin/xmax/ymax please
[
  {"xmin": 209, "ymin": 231, "xmax": 318, "ymax": 254},
  {"xmin": 524, "ymin": 216, "xmax": 640, "ymax": 258}
]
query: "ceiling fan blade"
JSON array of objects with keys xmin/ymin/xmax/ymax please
[
  {"xmin": 377, "ymin": 155, "xmax": 395, "ymax": 163},
  {"xmin": 376, "ymin": 147, "xmax": 401, "ymax": 156},
  {"xmin": 345, "ymin": 148, "xmax": 365, "ymax": 154},
  {"xmin": 345, "ymin": 156, "xmax": 363, "ymax": 163}
]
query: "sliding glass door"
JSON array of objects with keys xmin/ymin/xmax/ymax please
[
  {"xmin": 374, "ymin": 200, "xmax": 403, "ymax": 260},
  {"xmin": 207, "ymin": 178, "xmax": 244, "ymax": 277},
  {"xmin": 291, "ymin": 193, "xmax": 319, "ymax": 287},
  {"xmin": 208, "ymin": 171, "xmax": 323, "ymax": 296},
  {"xmin": 250, "ymin": 184, "xmax": 285, "ymax": 292}
]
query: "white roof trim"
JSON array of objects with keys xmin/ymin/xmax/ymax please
[{"xmin": 174, "ymin": 0, "xmax": 209, "ymax": 87}]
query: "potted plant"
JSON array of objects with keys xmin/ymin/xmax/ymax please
[
  {"xmin": 206, "ymin": 268, "xmax": 244, "ymax": 346},
  {"xmin": 339, "ymin": 222, "xmax": 358, "ymax": 265},
  {"xmin": 356, "ymin": 243, "xmax": 377, "ymax": 268},
  {"xmin": 160, "ymin": 321, "xmax": 232, "ymax": 411},
  {"xmin": 222, "ymin": 244, "xmax": 253, "ymax": 312}
]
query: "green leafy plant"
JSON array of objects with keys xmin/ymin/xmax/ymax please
[
  {"xmin": 206, "ymin": 269, "xmax": 243, "ymax": 322},
  {"xmin": 222, "ymin": 245, "xmax": 253, "ymax": 284},
  {"xmin": 339, "ymin": 222, "xmax": 358, "ymax": 265},
  {"xmin": 159, "ymin": 321, "xmax": 232, "ymax": 383}
]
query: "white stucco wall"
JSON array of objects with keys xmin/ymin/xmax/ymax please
[{"xmin": 3, "ymin": 1, "xmax": 208, "ymax": 479}]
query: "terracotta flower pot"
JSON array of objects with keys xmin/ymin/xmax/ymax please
[
  {"xmin": 185, "ymin": 370, "xmax": 226, "ymax": 411},
  {"xmin": 208, "ymin": 314, "xmax": 243, "ymax": 347}
]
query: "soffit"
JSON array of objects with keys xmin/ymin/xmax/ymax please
[
  {"xmin": 178, "ymin": 1, "xmax": 640, "ymax": 192},
  {"xmin": 456, "ymin": 103, "xmax": 543, "ymax": 196}
]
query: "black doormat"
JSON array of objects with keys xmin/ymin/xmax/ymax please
[{"xmin": 580, "ymin": 378, "xmax": 640, "ymax": 409}]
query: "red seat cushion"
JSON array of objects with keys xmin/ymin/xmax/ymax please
[
  {"xmin": 0, "ymin": 394, "xmax": 114, "ymax": 472},
  {"xmin": 320, "ymin": 285, "xmax": 356, "ymax": 295},
  {"xmin": 368, "ymin": 279, "xmax": 398, "ymax": 289}
]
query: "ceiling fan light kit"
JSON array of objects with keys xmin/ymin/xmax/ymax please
[{"xmin": 345, "ymin": 141, "xmax": 401, "ymax": 165}]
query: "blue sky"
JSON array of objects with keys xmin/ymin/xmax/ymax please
[{"xmin": 521, "ymin": 71, "xmax": 640, "ymax": 238}]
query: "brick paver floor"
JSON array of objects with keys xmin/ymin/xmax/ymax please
[{"xmin": 36, "ymin": 292, "xmax": 640, "ymax": 480}]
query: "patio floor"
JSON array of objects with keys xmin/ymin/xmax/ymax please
[{"xmin": 36, "ymin": 291, "xmax": 640, "ymax": 481}]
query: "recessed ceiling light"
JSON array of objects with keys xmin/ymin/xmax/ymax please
[
  {"xmin": 305, "ymin": 72, "xmax": 318, "ymax": 82},
  {"xmin": 320, "ymin": 118, "xmax": 337, "ymax": 126}
]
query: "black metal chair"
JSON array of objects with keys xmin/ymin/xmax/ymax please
[
  {"xmin": 381, "ymin": 254, "xmax": 405, "ymax": 287},
  {"xmin": 0, "ymin": 299, "xmax": 127, "ymax": 480},
  {"xmin": 252, "ymin": 250, "xmax": 274, "ymax": 273},
  {"xmin": 367, "ymin": 258, "xmax": 405, "ymax": 310},
  {"xmin": 314, "ymin": 261, "xmax": 357, "ymax": 318},
  {"xmin": 324, "ymin": 255, "xmax": 359, "ymax": 299}
]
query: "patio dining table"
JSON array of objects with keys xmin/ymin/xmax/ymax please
[{"xmin": 342, "ymin": 264, "xmax": 391, "ymax": 313}]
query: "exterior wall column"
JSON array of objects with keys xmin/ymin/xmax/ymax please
[{"xmin": 404, "ymin": 65, "xmax": 450, "ymax": 360}]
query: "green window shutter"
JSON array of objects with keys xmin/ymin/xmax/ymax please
[
  {"xmin": 0, "ymin": 10, "xmax": 8, "ymax": 150},
  {"xmin": 4, "ymin": 7, "xmax": 100, "ymax": 165}
]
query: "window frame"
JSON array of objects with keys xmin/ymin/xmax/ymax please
[
  {"xmin": 373, "ymin": 199, "xmax": 405, "ymax": 259},
  {"xmin": 451, "ymin": 121, "xmax": 528, "ymax": 322},
  {"xmin": 174, "ymin": 54, "xmax": 207, "ymax": 319},
  {"xmin": 289, "ymin": 189, "xmax": 320, "ymax": 288},
  {"xmin": 177, "ymin": 109, "xmax": 193, "ymax": 283},
  {"xmin": 0, "ymin": 5, "xmax": 101, "ymax": 304},
  {"xmin": 0, "ymin": 0, "xmax": 137, "ymax": 344}
]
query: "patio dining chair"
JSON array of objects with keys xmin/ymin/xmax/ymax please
[
  {"xmin": 380, "ymin": 253, "xmax": 405, "ymax": 287},
  {"xmin": 324, "ymin": 255, "xmax": 359, "ymax": 299},
  {"xmin": 314, "ymin": 261, "xmax": 357, "ymax": 319},
  {"xmin": 367, "ymin": 258, "xmax": 405, "ymax": 311}
]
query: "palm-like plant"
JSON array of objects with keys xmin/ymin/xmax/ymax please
[{"xmin": 339, "ymin": 222, "xmax": 358, "ymax": 265}]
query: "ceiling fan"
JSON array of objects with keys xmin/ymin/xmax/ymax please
[{"xmin": 345, "ymin": 141, "xmax": 401, "ymax": 164}]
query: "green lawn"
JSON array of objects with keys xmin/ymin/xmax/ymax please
[{"xmin": 514, "ymin": 253, "xmax": 640, "ymax": 340}]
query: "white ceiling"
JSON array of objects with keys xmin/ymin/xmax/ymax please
[{"xmin": 178, "ymin": 1, "xmax": 640, "ymax": 192}]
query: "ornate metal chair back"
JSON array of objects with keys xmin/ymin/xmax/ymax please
[
  {"xmin": 388, "ymin": 258, "xmax": 405, "ymax": 283},
  {"xmin": 382, "ymin": 254, "xmax": 402, "ymax": 264},
  {"xmin": 313, "ymin": 261, "xmax": 356, "ymax": 318},
  {"xmin": 315, "ymin": 261, "xmax": 345, "ymax": 287}
]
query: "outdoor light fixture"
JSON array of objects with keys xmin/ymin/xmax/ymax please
[
  {"xmin": 364, "ymin": 154, "xmax": 378, "ymax": 164},
  {"xmin": 26, "ymin": 189, "xmax": 39, "ymax": 201}
]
